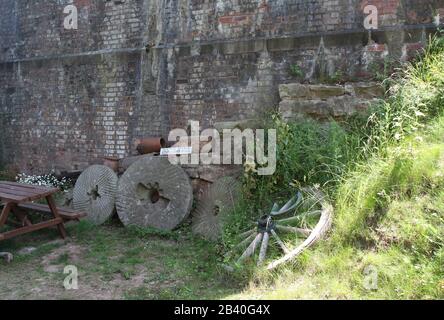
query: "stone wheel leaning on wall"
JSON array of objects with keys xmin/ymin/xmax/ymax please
[
  {"xmin": 73, "ymin": 165, "xmax": 118, "ymax": 225},
  {"xmin": 116, "ymin": 156, "xmax": 193, "ymax": 231}
]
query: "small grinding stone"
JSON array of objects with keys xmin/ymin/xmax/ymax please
[{"xmin": 73, "ymin": 165, "xmax": 118, "ymax": 225}]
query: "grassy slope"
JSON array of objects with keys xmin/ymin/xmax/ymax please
[
  {"xmin": 224, "ymin": 36, "xmax": 444, "ymax": 300},
  {"xmin": 228, "ymin": 118, "xmax": 444, "ymax": 299}
]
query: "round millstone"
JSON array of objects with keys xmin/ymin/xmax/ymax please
[
  {"xmin": 116, "ymin": 156, "xmax": 193, "ymax": 231},
  {"xmin": 192, "ymin": 176, "xmax": 240, "ymax": 241},
  {"xmin": 73, "ymin": 165, "xmax": 118, "ymax": 225}
]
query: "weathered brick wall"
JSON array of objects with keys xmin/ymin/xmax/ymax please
[
  {"xmin": 166, "ymin": 0, "xmax": 442, "ymax": 129},
  {"xmin": 0, "ymin": 0, "xmax": 164, "ymax": 172},
  {"xmin": 1, "ymin": 0, "xmax": 443, "ymax": 173},
  {"xmin": 13, "ymin": 0, "xmax": 145, "ymax": 57},
  {"xmin": 0, "ymin": 0, "xmax": 18, "ymax": 62},
  {"xmin": 1, "ymin": 54, "xmax": 140, "ymax": 172}
]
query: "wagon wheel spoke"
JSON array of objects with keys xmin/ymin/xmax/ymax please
[
  {"xmin": 257, "ymin": 232, "xmax": 270, "ymax": 266},
  {"xmin": 237, "ymin": 232, "xmax": 257, "ymax": 248},
  {"xmin": 275, "ymin": 224, "xmax": 312, "ymax": 237},
  {"xmin": 270, "ymin": 203, "xmax": 279, "ymax": 213},
  {"xmin": 276, "ymin": 210, "xmax": 322, "ymax": 224},
  {"xmin": 238, "ymin": 228, "xmax": 255, "ymax": 239},
  {"xmin": 225, "ymin": 232, "xmax": 257, "ymax": 259},
  {"xmin": 271, "ymin": 229, "xmax": 290, "ymax": 254},
  {"xmin": 271, "ymin": 192, "xmax": 303, "ymax": 216},
  {"xmin": 237, "ymin": 233, "xmax": 263, "ymax": 264}
]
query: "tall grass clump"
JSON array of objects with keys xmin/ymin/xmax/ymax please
[
  {"xmin": 222, "ymin": 116, "xmax": 362, "ymax": 249},
  {"xmin": 364, "ymin": 35, "xmax": 444, "ymax": 154},
  {"xmin": 333, "ymin": 34, "xmax": 444, "ymax": 242}
]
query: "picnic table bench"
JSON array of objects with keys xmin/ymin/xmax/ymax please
[{"xmin": 0, "ymin": 181, "xmax": 86, "ymax": 242}]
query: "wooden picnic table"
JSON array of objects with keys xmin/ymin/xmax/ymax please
[{"xmin": 0, "ymin": 181, "xmax": 73, "ymax": 242}]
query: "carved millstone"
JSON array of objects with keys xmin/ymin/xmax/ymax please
[
  {"xmin": 116, "ymin": 156, "xmax": 193, "ymax": 231},
  {"xmin": 73, "ymin": 165, "xmax": 118, "ymax": 225},
  {"xmin": 118, "ymin": 154, "xmax": 154, "ymax": 174},
  {"xmin": 192, "ymin": 176, "xmax": 240, "ymax": 241}
]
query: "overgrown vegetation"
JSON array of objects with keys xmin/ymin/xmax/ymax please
[
  {"xmin": 222, "ymin": 34, "xmax": 444, "ymax": 299},
  {"xmin": 2, "ymin": 34, "xmax": 444, "ymax": 300},
  {"xmin": 289, "ymin": 64, "xmax": 304, "ymax": 78},
  {"xmin": 0, "ymin": 166, "xmax": 15, "ymax": 181}
]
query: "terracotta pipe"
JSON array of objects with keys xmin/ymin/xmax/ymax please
[{"xmin": 135, "ymin": 137, "xmax": 166, "ymax": 155}]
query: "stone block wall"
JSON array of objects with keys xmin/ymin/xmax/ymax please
[
  {"xmin": 279, "ymin": 82, "xmax": 384, "ymax": 120},
  {"xmin": 1, "ymin": 0, "xmax": 443, "ymax": 173}
]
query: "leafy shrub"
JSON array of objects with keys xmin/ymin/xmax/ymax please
[
  {"xmin": 246, "ymin": 115, "xmax": 361, "ymax": 202},
  {"xmin": 364, "ymin": 35, "xmax": 444, "ymax": 154},
  {"xmin": 289, "ymin": 64, "xmax": 303, "ymax": 78},
  {"xmin": 222, "ymin": 115, "xmax": 361, "ymax": 249}
]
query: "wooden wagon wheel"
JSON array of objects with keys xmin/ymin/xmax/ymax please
[
  {"xmin": 192, "ymin": 176, "xmax": 240, "ymax": 241},
  {"xmin": 116, "ymin": 156, "xmax": 193, "ymax": 231},
  {"xmin": 73, "ymin": 165, "xmax": 118, "ymax": 225},
  {"xmin": 230, "ymin": 188, "xmax": 333, "ymax": 270}
]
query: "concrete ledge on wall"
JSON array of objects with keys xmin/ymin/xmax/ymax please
[{"xmin": 221, "ymin": 40, "xmax": 266, "ymax": 55}]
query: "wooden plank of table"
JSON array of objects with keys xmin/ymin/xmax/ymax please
[
  {"xmin": 18, "ymin": 203, "xmax": 87, "ymax": 220},
  {"xmin": 0, "ymin": 191, "xmax": 26, "ymax": 202},
  {"xmin": 0, "ymin": 186, "xmax": 42, "ymax": 198},
  {"xmin": 0, "ymin": 183, "xmax": 47, "ymax": 195},
  {"xmin": 0, "ymin": 217, "xmax": 63, "ymax": 241},
  {"xmin": 0, "ymin": 181, "xmax": 59, "ymax": 193},
  {"xmin": 0, "ymin": 202, "xmax": 14, "ymax": 227},
  {"xmin": 46, "ymin": 196, "xmax": 67, "ymax": 239},
  {"xmin": 0, "ymin": 187, "xmax": 59, "ymax": 203}
]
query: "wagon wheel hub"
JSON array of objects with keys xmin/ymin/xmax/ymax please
[{"xmin": 257, "ymin": 215, "xmax": 275, "ymax": 234}]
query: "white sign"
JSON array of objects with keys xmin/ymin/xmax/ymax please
[{"xmin": 160, "ymin": 147, "xmax": 193, "ymax": 156}]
